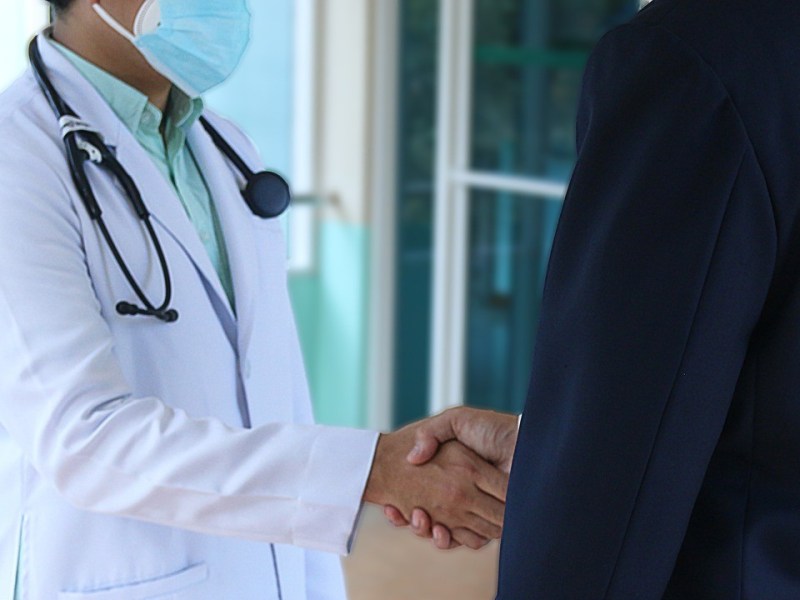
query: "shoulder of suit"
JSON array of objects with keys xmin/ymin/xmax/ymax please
[{"xmin": 628, "ymin": 0, "xmax": 787, "ymax": 78}]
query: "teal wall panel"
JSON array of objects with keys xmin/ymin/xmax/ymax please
[
  {"xmin": 288, "ymin": 274, "xmax": 321, "ymax": 390},
  {"xmin": 289, "ymin": 221, "xmax": 370, "ymax": 428}
]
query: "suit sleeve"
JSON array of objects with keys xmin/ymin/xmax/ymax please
[
  {"xmin": 497, "ymin": 23, "xmax": 776, "ymax": 599},
  {"xmin": 0, "ymin": 118, "xmax": 376, "ymax": 556}
]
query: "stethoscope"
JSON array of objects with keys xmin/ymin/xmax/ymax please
[{"xmin": 29, "ymin": 39, "xmax": 292, "ymax": 324}]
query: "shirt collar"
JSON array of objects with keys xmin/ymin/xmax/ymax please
[{"xmin": 51, "ymin": 41, "xmax": 204, "ymax": 139}]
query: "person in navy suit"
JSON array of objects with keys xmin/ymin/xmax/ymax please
[{"xmin": 388, "ymin": 0, "xmax": 800, "ymax": 597}]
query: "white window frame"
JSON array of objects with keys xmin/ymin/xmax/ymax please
[
  {"xmin": 367, "ymin": 0, "xmax": 401, "ymax": 431},
  {"xmin": 429, "ymin": 0, "xmax": 568, "ymax": 414},
  {"xmin": 292, "ymin": 0, "xmax": 318, "ymax": 196}
]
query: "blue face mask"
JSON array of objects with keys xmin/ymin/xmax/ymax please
[{"xmin": 93, "ymin": 0, "xmax": 252, "ymax": 98}]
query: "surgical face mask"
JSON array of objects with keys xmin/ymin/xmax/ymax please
[{"xmin": 92, "ymin": 0, "xmax": 252, "ymax": 98}]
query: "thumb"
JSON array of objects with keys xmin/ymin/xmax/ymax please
[
  {"xmin": 406, "ymin": 434, "xmax": 440, "ymax": 465},
  {"xmin": 406, "ymin": 412, "xmax": 459, "ymax": 465}
]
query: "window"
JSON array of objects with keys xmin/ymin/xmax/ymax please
[{"xmin": 393, "ymin": 0, "xmax": 640, "ymax": 422}]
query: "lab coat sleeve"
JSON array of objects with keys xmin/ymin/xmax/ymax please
[
  {"xmin": 0, "ymin": 127, "xmax": 377, "ymax": 556},
  {"xmin": 497, "ymin": 23, "xmax": 776, "ymax": 598}
]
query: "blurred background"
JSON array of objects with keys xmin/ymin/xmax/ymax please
[{"xmin": 2, "ymin": 0, "xmax": 640, "ymax": 596}]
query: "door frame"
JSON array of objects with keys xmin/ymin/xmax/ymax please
[
  {"xmin": 367, "ymin": 0, "xmax": 402, "ymax": 431},
  {"xmin": 429, "ymin": 0, "xmax": 568, "ymax": 414}
]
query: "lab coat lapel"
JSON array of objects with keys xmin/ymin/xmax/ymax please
[
  {"xmin": 112, "ymin": 135, "xmax": 236, "ymax": 324},
  {"xmin": 187, "ymin": 124, "xmax": 259, "ymax": 357},
  {"xmin": 35, "ymin": 34, "xmax": 237, "ymax": 332}
]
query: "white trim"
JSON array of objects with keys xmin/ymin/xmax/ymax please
[
  {"xmin": 92, "ymin": 5, "xmax": 137, "ymax": 44},
  {"xmin": 429, "ymin": 0, "xmax": 476, "ymax": 415},
  {"xmin": 366, "ymin": 0, "xmax": 400, "ymax": 431},
  {"xmin": 292, "ymin": 0, "xmax": 318, "ymax": 194},
  {"xmin": 451, "ymin": 171, "xmax": 568, "ymax": 200}
]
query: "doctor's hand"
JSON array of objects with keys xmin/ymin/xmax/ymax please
[
  {"xmin": 363, "ymin": 425, "xmax": 508, "ymax": 549},
  {"xmin": 383, "ymin": 407, "xmax": 518, "ymax": 550}
]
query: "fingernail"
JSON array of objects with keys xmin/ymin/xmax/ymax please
[
  {"xmin": 412, "ymin": 512, "xmax": 420, "ymax": 529},
  {"xmin": 408, "ymin": 444, "xmax": 422, "ymax": 459}
]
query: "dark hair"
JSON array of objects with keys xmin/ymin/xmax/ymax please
[{"xmin": 47, "ymin": 0, "xmax": 75, "ymax": 12}]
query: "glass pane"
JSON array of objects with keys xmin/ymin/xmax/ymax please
[
  {"xmin": 471, "ymin": 0, "xmax": 639, "ymax": 180},
  {"xmin": 465, "ymin": 192, "xmax": 561, "ymax": 414},
  {"xmin": 393, "ymin": 0, "xmax": 439, "ymax": 427}
]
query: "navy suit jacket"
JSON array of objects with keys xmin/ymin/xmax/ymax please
[{"xmin": 498, "ymin": 1, "xmax": 800, "ymax": 598}]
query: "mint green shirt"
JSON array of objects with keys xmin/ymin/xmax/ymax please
[{"xmin": 54, "ymin": 43, "xmax": 236, "ymax": 308}]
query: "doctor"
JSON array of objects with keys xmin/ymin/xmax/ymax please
[{"xmin": 0, "ymin": 0, "xmax": 509, "ymax": 598}]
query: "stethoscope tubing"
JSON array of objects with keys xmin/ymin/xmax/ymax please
[
  {"xmin": 30, "ymin": 39, "xmax": 180, "ymax": 322},
  {"xmin": 28, "ymin": 36, "xmax": 290, "ymax": 324}
]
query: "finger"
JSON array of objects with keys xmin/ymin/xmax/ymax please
[
  {"xmin": 450, "ymin": 527, "xmax": 490, "ymax": 551},
  {"xmin": 457, "ymin": 487, "xmax": 505, "ymax": 539},
  {"xmin": 462, "ymin": 511, "xmax": 503, "ymax": 541},
  {"xmin": 467, "ymin": 487, "xmax": 506, "ymax": 531},
  {"xmin": 432, "ymin": 524, "xmax": 457, "ymax": 549},
  {"xmin": 474, "ymin": 461, "xmax": 510, "ymax": 503},
  {"xmin": 383, "ymin": 506, "xmax": 409, "ymax": 528},
  {"xmin": 411, "ymin": 508, "xmax": 433, "ymax": 539}
]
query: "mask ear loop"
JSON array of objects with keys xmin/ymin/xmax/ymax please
[
  {"xmin": 91, "ymin": 1, "xmax": 137, "ymax": 44},
  {"xmin": 133, "ymin": 0, "xmax": 161, "ymax": 35}
]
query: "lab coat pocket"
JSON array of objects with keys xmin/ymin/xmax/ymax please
[{"xmin": 58, "ymin": 563, "xmax": 208, "ymax": 600}]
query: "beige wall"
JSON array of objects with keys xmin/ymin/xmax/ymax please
[{"xmin": 314, "ymin": 0, "xmax": 376, "ymax": 225}]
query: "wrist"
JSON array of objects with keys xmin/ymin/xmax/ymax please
[{"xmin": 363, "ymin": 433, "xmax": 389, "ymax": 505}]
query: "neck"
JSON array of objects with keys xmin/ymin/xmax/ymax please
[{"xmin": 52, "ymin": 8, "xmax": 172, "ymax": 112}]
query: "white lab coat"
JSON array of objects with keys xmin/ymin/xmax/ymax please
[{"xmin": 0, "ymin": 34, "xmax": 378, "ymax": 600}]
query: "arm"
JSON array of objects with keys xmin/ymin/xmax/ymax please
[
  {"xmin": 498, "ymin": 23, "xmax": 775, "ymax": 597},
  {"xmin": 0, "ymin": 139, "xmax": 503, "ymax": 555}
]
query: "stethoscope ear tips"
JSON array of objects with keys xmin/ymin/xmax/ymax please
[
  {"xmin": 116, "ymin": 302, "xmax": 140, "ymax": 316},
  {"xmin": 117, "ymin": 301, "xmax": 180, "ymax": 323},
  {"xmin": 161, "ymin": 309, "xmax": 180, "ymax": 323},
  {"xmin": 244, "ymin": 171, "xmax": 291, "ymax": 219}
]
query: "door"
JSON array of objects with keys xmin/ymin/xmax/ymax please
[{"xmin": 393, "ymin": 0, "xmax": 640, "ymax": 423}]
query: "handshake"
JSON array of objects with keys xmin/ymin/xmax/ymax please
[{"xmin": 364, "ymin": 407, "xmax": 518, "ymax": 550}]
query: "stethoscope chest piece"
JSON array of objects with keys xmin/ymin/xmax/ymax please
[
  {"xmin": 245, "ymin": 171, "xmax": 291, "ymax": 219},
  {"xmin": 198, "ymin": 116, "xmax": 292, "ymax": 220}
]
